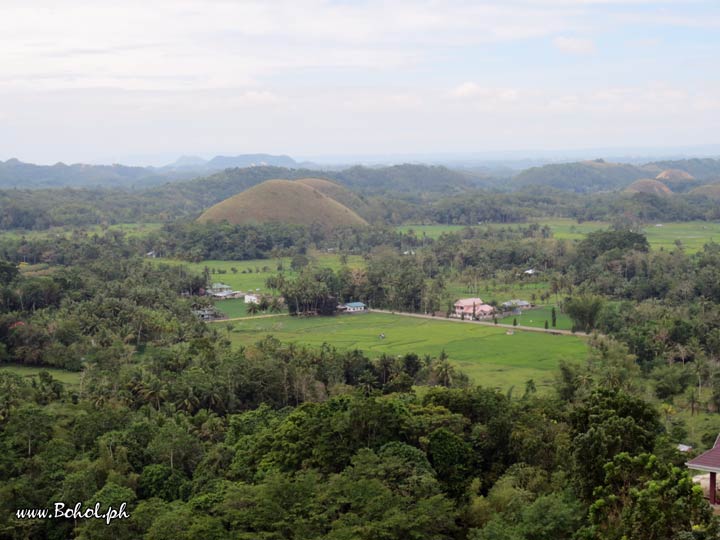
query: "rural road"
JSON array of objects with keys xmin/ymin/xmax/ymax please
[
  {"xmin": 208, "ymin": 313, "xmax": 285, "ymax": 323},
  {"xmin": 209, "ymin": 308, "xmax": 590, "ymax": 339},
  {"xmin": 368, "ymin": 309, "xmax": 589, "ymax": 338}
]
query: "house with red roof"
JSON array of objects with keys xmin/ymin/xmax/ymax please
[
  {"xmin": 453, "ymin": 298, "xmax": 494, "ymax": 319},
  {"xmin": 686, "ymin": 436, "xmax": 720, "ymax": 504}
]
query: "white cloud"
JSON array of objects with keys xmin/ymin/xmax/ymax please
[
  {"xmin": 450, "ymin": 83, "xmax": 519, "ymax": 102},
  {"xmin": 0, "ymin": 1, "xmax": 717, "ymax": 162},
  {"xmin": 553, "ymin": 36, "xmax": 597, "ymax": 54}
]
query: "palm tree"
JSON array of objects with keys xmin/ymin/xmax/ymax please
[
  {"xmin": 179, "ymin": 388, "xmax": 200, "ymax": 414},
  {"xmin": 139, "ymin": 376, "xmax": 167, "ymax": 411},
  {"xmin": 246, "ymin": 302, "xmax": 260, "ymax": 316},
  {"xmin": 432, "ymin": 359, "xmax": 455, "ymax": 387}
]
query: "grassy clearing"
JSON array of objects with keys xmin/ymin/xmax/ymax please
[
  {"xmin": 221, "ymin": 312, "xmax": 588, "ymax": 391},
  {"xmin": 214, "ymin": 298, "xmax": 250, "ymax": 318},
  {"xmin": 497, "ymin": 305, "xmax": 573, "ymax": 331},
  {"xmin": 0, "ymin": 363, "xmax": 82, "ymax": 387}
]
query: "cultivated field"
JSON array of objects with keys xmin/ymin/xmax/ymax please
[
  {"xmin": 154, "ymin": 252, "xmax": 365, "ymax": 294},
  {"xmin": 221, "ymin": 312, "xmax": 588, "ymax": 390},
  {"xmin": 497, "ymin": 305, "xmax": 573, "ymax": 330},
  {"xmin": 399, "ymin": 220, "xmax": 720, "ymax": 253}
]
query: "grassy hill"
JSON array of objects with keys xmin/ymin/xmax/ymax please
[
  {"xmin": 624, "ymin": 178, "xmax": 673, "ymax": 196},
  {"xmin": 513, "ymin": 159, "xmax": 652, "ymax": 193},
  {"xmin": 197, "ymin": 179, "xmax": 368, "ymax": 231}
]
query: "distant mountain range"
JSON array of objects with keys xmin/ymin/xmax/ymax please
[
  {"xmin": 166, "ymin": 154, "xmax": 297, "ymax": 171},
  {"xmin": 0, "ymin": 154, "xmax": 300, "ymax": 189},
  {"xmin": 1, "ymin": 153, "xmax": 719, "ymax": 193}
]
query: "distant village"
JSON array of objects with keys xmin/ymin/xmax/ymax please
[{"xmin": 195, "ymin": 281, "xmax": 533, "ymax": 322}]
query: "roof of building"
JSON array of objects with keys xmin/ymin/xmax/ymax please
[
  {"xmin": 454, "ymin": 298, "xmax": 485, "ymax": 307},
  {"xmin": 687, "ymin": 440, "xmax": 720, "ymax": 472},
  {"xmin": 211, "ymin": 283, "xmax": 231, "ymax": 288},
  {"xmin": 346, "ymin": 302, "xmax": 366, "ymax": 308},
  {"xmin": 502, "ymin": 299, "xmax": 531, "ymax": 307}
]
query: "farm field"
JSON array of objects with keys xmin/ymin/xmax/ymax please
[
  {"xmin": 154, "ymin": 252, "xmax": 365, "ymax": 294},
  {"xmin": 497, "ymin": 305, "xmax": 573, "ymax": 331},
  {"xmin": 399, "ymin": 220, "xmax": 720, "ymax": 253},
  {"xmin": 221, "ymin": 312, "xmax": 588, "ymax": 390},
  {"xmin": 542, "ymin": 218, "xmax": 720, "ymax": 252},
  {"xmin": 0, "ymin": 363, "xmax": 82, "ymax": 387}
]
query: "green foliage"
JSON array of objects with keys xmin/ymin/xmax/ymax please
[
  {"xmin": 582, "ymin": 453, "xmax": 716, "ymax": 540},
  {"xmin": 564, "ymin": 296, "xmax": 604, "ymax": 333},
  {"xmin": 570, "ymin": 390, "xmax": 662, "ymax": 501}
]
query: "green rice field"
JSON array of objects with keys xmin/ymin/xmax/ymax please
[
  {"xmin": 497, "ymin": 305, "xmax": 573, "ymax": 331},
  {"xmin": 221, "ymin": 312, "xmax": 588, "ymax": 390}
]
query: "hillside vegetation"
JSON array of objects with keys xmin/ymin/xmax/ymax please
[
  {"xmin": 689, "ymin": 183, "xmax": 720, "ymax": 200},
  {"xmin": 648, "ymin": 158, "xmax": 720, "ymax": 181},
  {"xmin": 197, "ymin": 179, "xmax": 368, "ymax": 231},
  {"xmin": 296, "ymin": 177, "xmax": 371, "ymax": 215},
  {"xmin": 513, "ymin": 160, "xmax": 652, "ymax": 192}
]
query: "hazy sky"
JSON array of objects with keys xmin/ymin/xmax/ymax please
[{"xmin": 1, "ymin": 0, "xmax": 719, "ymax": 165}]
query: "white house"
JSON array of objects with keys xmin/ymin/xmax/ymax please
[
  {"xmin": 244, "ymin": 294, "xmax": 260, "ymax": 304},
  {"xmin": 344, "ymin": 302, "xmax": 367, "ymax": 313},
  {"xmin": 208, "ymin": 283, "xmax": 232, "ymax": 295}
]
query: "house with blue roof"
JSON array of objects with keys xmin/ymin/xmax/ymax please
[{"xmin": 343, "ymin": 301, "xmax": 367, "ymax": 313}]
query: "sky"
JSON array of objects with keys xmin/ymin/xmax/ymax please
[{"xmin": 1, "ymin": 0, "xmax": 719, "ymax": 165}]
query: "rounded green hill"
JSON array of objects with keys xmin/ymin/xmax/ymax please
[
  {"xmin": 624, "ymin": 178, "xmax": 672, "ymax": 196},
  {"xmin": 197, "ymin": 179, "xmax": 368, "ymax": 230}
]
